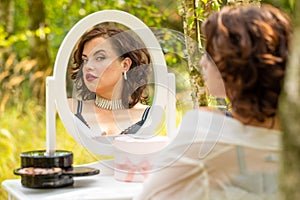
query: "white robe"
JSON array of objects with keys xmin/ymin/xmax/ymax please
[{"xmin": 134, "ymin": 110, "xmax": 280, "ymax": 200}]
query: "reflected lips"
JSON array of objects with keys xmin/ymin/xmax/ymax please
[{"xmin": 86, "ymin": 73, "xmax": 97, "ymax": 82}]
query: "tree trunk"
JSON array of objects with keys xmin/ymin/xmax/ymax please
[
  {"xmin": 27, "ymin": 0, "xmax": 51, "ymax": 103},
  {"xmin": 27, "ymin": 0, "xmax": 50, "ymax": 70},
  {"xmin": 180, "ymin": 0, "xmax": 207, "ymax": 108},
  {"xmin": 0, "ymin": 0, "xmax": 14, "ymax": 33},
  {"xmin": 279, "ymin": 1, "xmax": 300, "ymax": 199},
  {"xmin": 0, "ymin": 0, "xmax": 14, "ymax": 66}
]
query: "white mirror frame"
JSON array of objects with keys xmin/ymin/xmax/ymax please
[{"xmin": 46, "ymin": 10, "xmax": 176, "ymax": 156}]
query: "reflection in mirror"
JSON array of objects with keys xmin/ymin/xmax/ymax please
[
  {"xmin": 67, "ymin": 22, "xmax": 154, "ymax": 136},
  {"xmin": 152, "ymin": 28, "xmax": 194, "ymax": 117},
  {"xmin": 52, "ymin": 10, "xmax": 170, "ymax": 156}
]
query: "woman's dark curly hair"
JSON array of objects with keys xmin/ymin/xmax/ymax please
[
  {"xmin": 70, "ymin": 23, "xmax": 151, "ymax": 108},
  {"xmin": 201, "ymin": 4, "xmax": 292, "ymax": 122}
]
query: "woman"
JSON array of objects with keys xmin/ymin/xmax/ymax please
[
  {"xmin": 134, "ymin": 4, "xmax": 291, "ymax": 200},
  {"xmin": 69, "ymin": 23, "xmax": 152, "ymax": 136}
]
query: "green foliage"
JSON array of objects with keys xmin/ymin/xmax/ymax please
[
  {"xmin": 196, "ymin": 0, "xmax": 222, "ymax": 22},
  {"xmin": 44, "ymin": 0, "xmax": 167, "ymax": 59},
  {"xmin": 262, "ymin": 0, "xmax": 295, "ymax": 14}
]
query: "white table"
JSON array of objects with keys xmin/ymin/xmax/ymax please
[{"xmin": 2, "ymin": 161, "xmax": 143, "ymax": 200}]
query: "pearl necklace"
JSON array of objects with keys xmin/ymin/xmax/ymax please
[{"xmin": 94, "ymin": 96, "xmax": 125, "ymax": 110}]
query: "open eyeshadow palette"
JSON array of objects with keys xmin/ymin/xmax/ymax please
[{"xmin": 14, "ymin": 150, "xmax": 99, "ymax": 188}]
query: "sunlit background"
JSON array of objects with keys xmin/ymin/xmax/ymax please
[{"xmin": 0, "ymin": 0, "xmax": 294, "ymax": 199}]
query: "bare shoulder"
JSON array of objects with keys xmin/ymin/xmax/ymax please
[
  {"xmin": 129, "ymin": 103, "xmax": 149, "ymax": 119},
  {"xmin": 67, "ymin": 98, "xmax": 78, "ymax": 113},
  {"xmin": 133, "ymin": 103, "xmax": 149, "ymax": 110}
]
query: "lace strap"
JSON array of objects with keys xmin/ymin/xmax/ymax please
[
  {"xmin": 74, "ymin": 100, "xmax": 90, "ymax": 128},
  {"xmin": 120, "ymin": 106, "xmax": 151, "ymax": 135}
]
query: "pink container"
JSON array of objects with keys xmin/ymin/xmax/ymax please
[{"xmin": 113, "ymin": 136, "xmax": 169, "ymax": 182}]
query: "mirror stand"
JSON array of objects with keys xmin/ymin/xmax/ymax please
[
  {"xmin": 166, "ymin": 73, "xmax": 176, "ymax": 139},
  {"xmin": 45, "ymin": 76, "xmax": 56, "ymax": 155}
]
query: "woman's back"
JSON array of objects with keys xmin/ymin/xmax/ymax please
[{"xmin": 134, "ymin": 110, "xmax": 281, "ymax": 200}]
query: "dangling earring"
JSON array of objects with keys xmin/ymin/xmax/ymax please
[{"xmin": 123, "ymin": 70, "xmax": 127, "ymax": 80}]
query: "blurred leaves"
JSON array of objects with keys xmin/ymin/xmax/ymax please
[{"xmin": 0, "ymin": 53, "xmax": 54, "ymax": 112}]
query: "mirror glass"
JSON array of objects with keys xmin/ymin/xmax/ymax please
[
  {"xmin": 66, "ymin": 22, "xmax": 155, "ymax": 137},
  {"xmin": 53, "ymin": 10, "xmax": 170, "ymax": 156}
]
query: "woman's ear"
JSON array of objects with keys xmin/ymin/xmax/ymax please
[{"xmin": 121, "ymin": 57, "xmax": 132, "ymax": 72}]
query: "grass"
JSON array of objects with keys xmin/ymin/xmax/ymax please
[{"xmin": 0, "ymin": 100, "xmax": 101, "ymax": 199}]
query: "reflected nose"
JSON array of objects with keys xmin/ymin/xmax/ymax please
[{"xmin": 85, "ymin": 60, "xmax": 96, "ymax": 71}]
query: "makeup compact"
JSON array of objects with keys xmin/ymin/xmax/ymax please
[{"xmin": 13, "ymin": 150, "xmax": 99, "ymax": 188}]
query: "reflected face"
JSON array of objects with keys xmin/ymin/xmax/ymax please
[
  {"xmin": 82, "ymin": 37, "xmax": 124, "ymax": 99},
  {"xmin": 199, "ymin": 54, "xmax": 226, "ymax": 98}
]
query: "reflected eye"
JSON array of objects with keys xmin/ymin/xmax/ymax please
[
  {"xmin": 96, "ymin": 56, "xmax": 105, "ymax": 61},
  {"xmin": 82, "ymin": 58, "xmax": 88, "ymax": 64}
]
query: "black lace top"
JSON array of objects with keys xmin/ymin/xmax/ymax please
[{"xmin": 75, "ymin": 100, "xmax": 150, "ymax": 135}]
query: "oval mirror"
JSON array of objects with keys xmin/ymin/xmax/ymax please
[{"xmin": 50, "ymin": 10, "xmax": 173, "ymax": 156}]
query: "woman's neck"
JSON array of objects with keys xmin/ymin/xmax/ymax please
[
  {"xmin": 230, "ymin": 111, "xmax": 280, "ymax": 130},
  {"xmin": 94, "ymin": 95, "xmax": 124, "ymax": 110}
]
